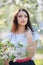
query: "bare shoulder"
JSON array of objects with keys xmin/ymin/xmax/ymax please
[
  {"xmin": 25, "ymin": 27, "xmax": 33, "ymax": 44},
  {"xmin": 26, "ymin": 27, "xmax": 32, "ymax": 35}
]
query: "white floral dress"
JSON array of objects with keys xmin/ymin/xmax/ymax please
[{"xmin": 1, "ymin": 31, "xmax": 39, "ymax": 60}]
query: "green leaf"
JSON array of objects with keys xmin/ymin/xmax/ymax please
[
  {"xmin": 26, "ymin": 51, "xmax": 30, "ymax": 56},
  {"xmin": 10, "ymin": 54, "xmax": 16, "ymax": 61},
  {"xmin": 18, "ymin": 42, "xmax": 23, "ymax": 47},
  {"xmin": 0, "ymin": 43, "xmax": 4, "ymax": 49},
  {"xmin": 7, "ymin": 43, "xmax": 14, "ymax": 47}
]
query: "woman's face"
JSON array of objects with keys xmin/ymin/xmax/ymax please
[{"xmin": 17, "ymin": 11, "xmax": 28, "ymax": 26}]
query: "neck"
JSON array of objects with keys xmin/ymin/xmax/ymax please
[{"xmin": 16, "ymin": 25, "xmax": 25, "ymax": 34}]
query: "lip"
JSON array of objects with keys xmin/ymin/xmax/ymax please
[{"xmin": 21, "ymin": 21, "xmax": 25, "ymax": 23}]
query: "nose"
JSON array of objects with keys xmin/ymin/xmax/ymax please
[
  {"xmin": 21, "ymin": 17, "xmax": 25, "ymax": 20},
  {"xmin": 21, "ymin": 19, "xmax": 25, "ymax": 22}
]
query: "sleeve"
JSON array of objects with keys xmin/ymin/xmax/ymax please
[
  {"xmin": 1, "ymin": 32, "xmax": 12, "ymax": 44},
  {"xmin": 32, "ymin": 32, "xmax": 39, "ymax": 42},
  {"xmin": 32, "ymin": 32, "xmax": 40, "ymax": 47}
]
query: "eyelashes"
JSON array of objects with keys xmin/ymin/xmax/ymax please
[{"xmin": 18, "ymin": 15, "xmax": 28, "ymax": 18}]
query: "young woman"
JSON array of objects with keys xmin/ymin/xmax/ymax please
[{"xmin": 2, "ymin": 8, "xmax": 39, "ymax": 65}]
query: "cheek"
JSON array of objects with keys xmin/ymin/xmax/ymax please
[
  {"xmin": 17, "ymin": 18, "xmax": 28, "ymax": 25},
  {"xmin": 26, "ymin": 18, "xmax": 28, "ymax": 21},
  {"xmin": 25, "ymin": 18, "xmax": 28, "ymax": 23},
  {"xmin": 17, "ymin": 18, "xmax": 21, "ymax": 21},
  {"xmin": 18, "ymin": 18, "xmax": 28, "ymax": 22},
  {"xmin": 17, "ymin": 18, "xmax": 22, "ymax": 23}
]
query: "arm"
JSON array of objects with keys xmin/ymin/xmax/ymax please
[
  {"xmin": 25, "ymin": 29, "xmax": 38, "ymax": 58},
  {"xmin": 4, "ymin": 59, "xmax": 9, "ymax": 65},
  {"xmin": 26, "ymin": 41, "xmax": 37, "ymax": 58}
]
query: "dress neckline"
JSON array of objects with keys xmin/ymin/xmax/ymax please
[{"xmin": 11, "ymin": 32, "xmax": 25, "ymax": 35}]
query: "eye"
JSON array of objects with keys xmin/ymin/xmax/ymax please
[
  {"xmin": 24, "ymin": 15, "xmax": 28, "ymax": 18},
  {"xmin": 18, "ymin": 15, "xmax": 28, "ymax": 18},
  {"xmin": 18, "ymin": 15, "xmax": 22, "ymax": 18}
]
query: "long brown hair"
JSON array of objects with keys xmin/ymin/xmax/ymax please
[{"xmin": 11, "ymin": 8, "xmax": 34, "ymax": 32}]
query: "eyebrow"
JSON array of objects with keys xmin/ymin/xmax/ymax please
[{"xmin": 18, "ymin": 14, "xmax": 27, "ymax": 16}]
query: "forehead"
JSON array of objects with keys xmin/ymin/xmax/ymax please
[{"xmin": 18, "ymin": 11, "xmax": 27, "ymax": 15}]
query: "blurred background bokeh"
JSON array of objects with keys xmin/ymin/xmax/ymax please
[{"xmin": 0, "ymin": 0, "xmax": 43, "ymax": 65}]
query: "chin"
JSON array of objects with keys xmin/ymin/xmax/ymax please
[
  {"xmin": 20, "ymin": 23, "xmax": 27, "ymax": 26},
  {"xmin": 20, "ymin": 24, "xmax": 26, "ymax": 26}
]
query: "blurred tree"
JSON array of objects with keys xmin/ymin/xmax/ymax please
[{"xmin": 0, "ymin": 0, "xmax": 43, "ymax": 42}]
